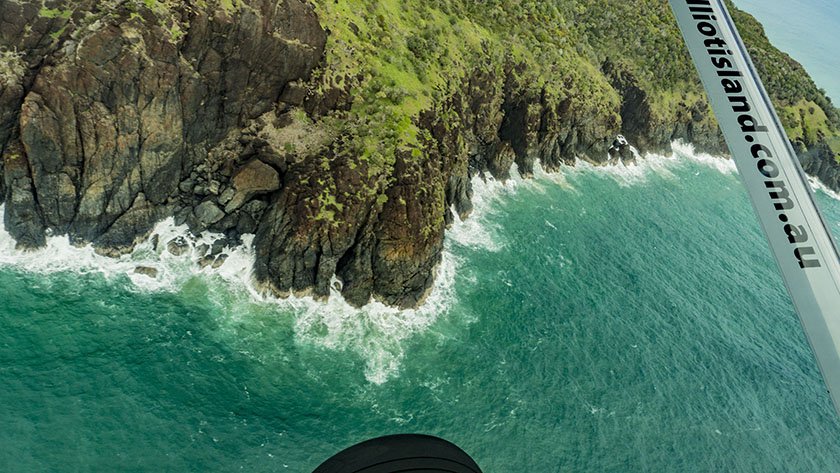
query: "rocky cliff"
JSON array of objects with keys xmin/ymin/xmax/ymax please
[{"xmin": 1, "ymin": 0, "xmax": 839, "ymax": 308}]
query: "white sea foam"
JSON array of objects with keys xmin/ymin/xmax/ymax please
[
  {"xmin": 532, "ymin": 161, "xmax": 578, "ymax": 193},
  {"xmin": 0, "ymin": 212, "xmax": 256, "ymax": 293},
  {"xmin": 0, "ymin": 204, "xmax": 464, "ymax": 384},
  {"xmin": 809, "ymin": 175, "xmax": 840, "ymax": 202},
  {"xmin": 447, "ymin": 167, "xmax": 522, "ymax": 252},
  {"xmin": 550, "ymin": 140, "xmax": 735, "ymax": 188},
  {"xmin": 0, "ymin": 140, "xmax": 765, "ymax": 384},
  {"xmin": 287, "ymin": 248, "xmax": 460, "ymax": 383},
  {"xmin": 669, "ymin": 141, "xmax": 839, "ymax": 205},
  {"xmin": 295, "ymin": 166, "xmax": 534, "ymax": 382},
  {"xmin": 563, "ymin": 155, "xmax": 663, "ymax": 188},
  {"xmin": 670, "ymin": 140, "xmax": 738, "ymax": 175}
]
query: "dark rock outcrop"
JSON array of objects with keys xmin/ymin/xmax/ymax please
[
  {"xmin": 2, "ymin": 1, "xmax": 839, "ymax": 309},
  {"xmin": 602, "ymin": 58, "xmax": 726, "ymax": 156},
  {"xmin": 800, "ymin": 141, "xmax": 840, "ymax": 190},
  {"xmin": 1, "ymin": 0, "xmax": 326, "ymax": 254},
  {"xmin": 134, "ymin": 266, "xmax": 159, "ymax": 278}
]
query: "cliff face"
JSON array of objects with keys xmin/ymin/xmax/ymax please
[
  {"xmin": 0, "ymin": 0, "xmax": 326, "ymax": 250},
  {"xmin": 1, "ymin": 0, "xmax": 839, "ymax": 308},
  {"xmin": 727, "ymin": 2, "xmax": 840, "ymax": 193}
]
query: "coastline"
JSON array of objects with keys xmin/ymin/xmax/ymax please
[
  {"xmin": 0, "ymin": 140, "xmax": 765, "ymax": 382},
  {"xmin": 1, "ymin": 0, "xmax": 838, "ymax": 311},
  {"xmin": 732, "ymin": 0, "xmax": 840, "ymax": 103}
]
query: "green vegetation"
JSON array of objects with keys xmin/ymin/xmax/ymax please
[
  {"xmin": 308, "ymin": 0, "xmax": 490, "ymax": 181},
  {"xmin": 306, "ymin": 0, "xmax": 623, "ymax": 203},
  {"xmin": 0, "ymin": 49, "xmax": 25, "ymax": 84},
  {"xmin": 126, "ymin": 0, "xmax": 242, "ymax": 42},
  {"xmin": 779, "ymin": 100, "xmax": 832, "ymax": 145},
  {"xmin": 305, "ymin": 0, "xmax": 839, "ymax": 180},
  {"xmin": 39, "ymin": 7, "xmax": 73, "ymax": 19},
  {"xmin": 315, "ymin": 184, "xmax": 343, "ymax": 222},
  {"xmin": 727, "ymin": 1, "xmax": 840, "ymax": 152},
  {"xmin": 49, "ymin": 25, "xmax": 67, "ymax": 42},
  {"xmin": 33, "ymin": 1, "xmax": 836, "ymax": 174},
  {"xmin": 126, "ymin": 0, "xmax": 184, "ymax": 42},
  {"xmin": 828, "ymin": 136, "xmax": 840, "ymax": 159},
  {"xmin": 219, "ymin": 0, "xmax": 244, "ymax": 15},
  {"xmin": 26, "ymin": 0, "xmax": 840, "ymax": 167}
]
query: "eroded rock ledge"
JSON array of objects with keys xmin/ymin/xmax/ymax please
[{"xmin": 1, "ymin": 0, "xmax": 838, "ymax": 308}]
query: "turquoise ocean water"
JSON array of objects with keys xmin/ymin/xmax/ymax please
[
  {"xmin": 3, "ymin": 4, "xmax": 840, "ymax": 467},
  {"xmin": 2, "ymin": 143, "xmax": 840, "ymax": 472},
  {"xmin": 732, "ymin": 0, "xmax": 840, "ymax": 102}
]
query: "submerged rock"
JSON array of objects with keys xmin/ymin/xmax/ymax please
[
  {"xmin": 212, "ymin": 254, "xmax": 228, "ymax": 269},
  {"xmin": 198, "ymin": 255, "xmax": 215, "ymax": 269},
  {"xmin": 134, "ymin": 266, "xmax": 159, "ymax": 278},
  {"xmin": 198, "ymin": 253, "xmax": 228, "ymax": 269},
  {"xmin": 167, "ymin": 237, "xmax": 189, "ymax": 256}
]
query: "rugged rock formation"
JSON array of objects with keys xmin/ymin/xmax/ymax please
[
  {"xmin": 1, "ymin": 0, "xmax": 326, "ymax": 252},
  {"xmin": 801, "ymin": 142, "xmax": 840, "ymax": 191},
  {"xmin": 602, "ymin": 59, "xmax": 726, "ymax": 156},
  {"xmin": 1, "ymin": 0, "xmax": 839, "ymax": 308}
]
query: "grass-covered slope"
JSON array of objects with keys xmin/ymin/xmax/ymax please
[
  {"xmin": 306, "ymin": 0, "xmax": 840, "ymax": 163},
  {"xmin": 727, "ymin": 2, "xmax": 840, "ymax": 157},
  {"xmin": 304, "ymin": 0, "xmax": 621, "ymax": 174},
  {"xmin": 2, "ymin": 0, "xmax": 839, "ymax": 308},
  {"xmin": 284, "ymin": 0, "xmax": 840, "ymax": 305}
]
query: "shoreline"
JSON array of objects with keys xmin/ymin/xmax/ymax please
[
  {"xmin": 2, "ymin": 139, "xmax": 838, "ymax": 383},
  {"xmin": 3, "ymin": 139, "xmax": 836, "ymax": 305}
]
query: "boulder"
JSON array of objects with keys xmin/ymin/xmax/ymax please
[
  {"xmin": 225, "ymin": 159, "xmax": 280, "ymax": 212},
  {"xmin": 134, "ymin": 266, "xmax": 159, "ymax": 278},
  {"xmin": 167, "ymin": 236, "xmax": 189, "ymax": 256},
  {"xmin": 198, "ymin": 255, "xmax": 215, "ymax": 269},
  {"xmin": 194, "ymin": 201, "xmax": 225, "ymax": 225},
  {"xmin": 211, "ymin": 238, "xmax": 227, "ymax": 256},
  {"xmin": 198, "ymin": 253, "xmax": 228, "ymax": 269},
  {"xmin": 212, "ymin": 254, "xmax": 228, "ymax": 269},
  {"xmin": 0, "ymin": 0, "xmax": 326, "ymax": 253}
]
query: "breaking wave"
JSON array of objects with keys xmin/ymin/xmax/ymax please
[
  {"xmin": 0, "ymin": 210, "xmax": 460, "ymax": 383},
  {"xmin": 559, "ymin": 140, "xmax": 736, "ymax": 188},
  {"xmin": 809, "ymin": 175, "xmax": 840, "ymax": 202},
  {"xmin": 0, "ymin": 141, "xmax": 765, "ymax": 383},
  {"xmin": 0, "ymin": 172, "xmax": 517, "ymax": 383}
]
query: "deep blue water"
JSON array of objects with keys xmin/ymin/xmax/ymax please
[{"xmin": 3, "ymin": 3, "xmax": 840, "ymax": 471}]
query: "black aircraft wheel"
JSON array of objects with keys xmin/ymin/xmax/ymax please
[{"xmin": 313, "ymin": 434, "xmax": 483, "ymax": 473}]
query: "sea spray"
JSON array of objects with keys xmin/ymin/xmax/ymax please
[
  {"xmin": 448, "ymin": 168, "xmax": 522, "ymax": 252},
  {"xmin": 4, "ymin": 144, "xmax": 840, "ymax": 471},
  {"xmin": 0, "ymin": 157, "xmax": 526, "ymax": 384},
  {"xmin": 0, "ymin": 209, "xmax": 458, "ymax": 382},
  {"xmin": 564, "ymin": 141, "xmax": 737, "ymax": 188},
  {"xmin": 670, "ymin": 140, "xmax": 738, "ymax": 174},
  {"xmin": 0, "ymin": 214, "xmax": 253, "ymax": 293},
  {"xmin": 285, "ymin": 167, "xmax": 536, "ymax": 382},
  {"xmin": 0, "ymin": 141, "xmax": 820, "ymax": 384},
  {"xmin": 0, "ymin": 142, "xmax": 749, "ymax": 384},
  {"xmin": 0, "ymin": 141, "xmax": 733, "ymax": 288},
  {"xmin": 285, "ymin": 250, "xmax": 460, "ymax": 383},
  {"xmin": 809, "ymin": 176, "xmax": 840, "ymax": 202}
]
